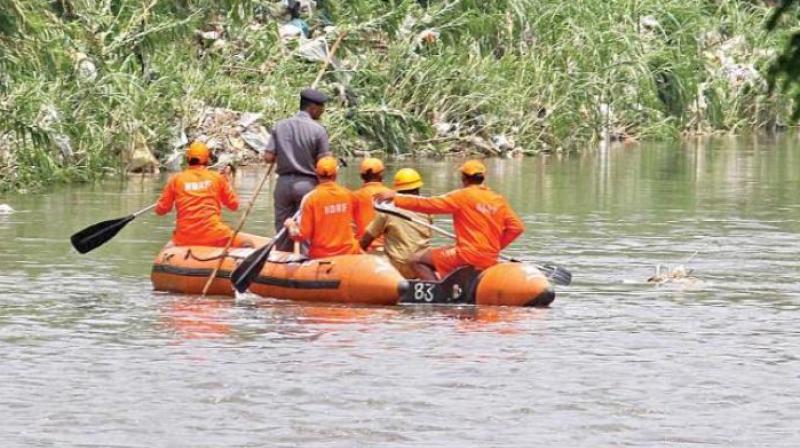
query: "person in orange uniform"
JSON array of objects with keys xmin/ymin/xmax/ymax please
[
  {"xmin": 284, "ymin": 156, "xmax": 361, "ymax": 259},
  {"xmin": 352, "ymin": 158, "xmax": 391, "ymax": 250},
  {"xmin": 375, "ymin": 160, "xmax": 524, "ymax": 280},
  {"xmin": 155, "ymin": 141, "xmax": 252, "ymax": 247}
]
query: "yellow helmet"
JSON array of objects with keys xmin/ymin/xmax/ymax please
[{"xmin": 393, "ymin": 168, "xmax": 423, "ymax": 191}]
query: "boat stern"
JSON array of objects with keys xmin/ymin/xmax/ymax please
[{"xmin": 475, "ymin": 263, "xmax": 556, "ymax": 307}]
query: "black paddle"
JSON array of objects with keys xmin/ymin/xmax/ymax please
[
  {"xmin": 374, "ymin": 203, "xmax": 573, "ymax": 286},
  {"xmin": 230, "ymin": 210, "xmax": 300, "ymax": 293},
  {"xmin": 70, "ymin": 203, "xmax": 157, "ymax": 254}
]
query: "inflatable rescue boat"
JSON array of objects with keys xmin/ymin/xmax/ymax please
[{"xmin": 151, "ymin": 244, "xmax": 555, "ymax": 307}]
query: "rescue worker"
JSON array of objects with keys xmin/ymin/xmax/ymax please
[
  {"xmin": 264, "ymin": 88, "xmax": 331, "ymax": 251},
  {"xmin": 284, "ymin": 156, "xmax": 361, "ymax": 258},
  {"xmin": 375, "ymin": 160, "xmax": 524, "ymax": 280},
  {"xmin": 155, "ymin": 141, "xmax": 253, "ymax": 247},
  {"xmin": 352, "ymin": 158, "xmax": 391, "ymax": 250},
  {"xmin": 359, "ymin": 168, "xmax": 433, "ymax": 279}
]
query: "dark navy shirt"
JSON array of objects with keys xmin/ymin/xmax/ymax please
[{"xmin": 266, "ymin": 111, "xmax": 331, "ymax": 177}]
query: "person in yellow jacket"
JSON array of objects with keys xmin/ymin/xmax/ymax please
[{"xmin": 360, "ymin": 168, "xmax": 432, "ymax": 279}]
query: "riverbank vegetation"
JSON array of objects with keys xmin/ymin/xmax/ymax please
[{"xmin": 0, "ymin": 0, "xmax": 795, "ymax": 191}]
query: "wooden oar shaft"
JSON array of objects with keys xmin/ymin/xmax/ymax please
[
  {"xmin": 201, "ymin": 163, "xmax": 275, "ymax": 296},
  {"xmin": 132, "ymin": 203, "xmax": 158, "ymax": 217},
  {"xmin": 312, "ymin": 32, "xmax": 348, "ymax": 88},
  {"xmin": 394, "ymin": 207, "xmax": 455, "ymax": 239}
]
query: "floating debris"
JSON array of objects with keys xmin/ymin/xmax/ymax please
[
  {"xmin": 491, "ymin": 134, "xmax": 514, "ymax": 152},
  {"xmin": 70, "ymin": 51, "xmax": 97, "ymax": 82},
  {"xmin": 173, "ymin": 106, "xmax": 272, "ymax": 169},
  {"xmin": 0, "ymin": 204, "xmax": 15, "ymax": 214},
  {"xmin": 597, "ymin": 102, "xmax": 633, "ymax": 142},
  {"xmin": 35, "ymin": 105, "xmax": 74, "ymax": 160},
  {"xmin": 279, "ymin": 18, "xmax": 310, "ymax": 39},
  {"xmin": 414, "ymin": 29, "xmax": 440, "ymax": 49},
  {"xmin": 196, "ymin": 30, "xmax": 223, "ymax": 42},
  {"xmin": 639, "ymin": 15, "xmax": 661, "ymax": 32},
  {"xmin": 296, "ymin": 36, "xmax": 337, "ymax": 64},
  {"xmin": 432, "ymin": 113, "xmax": 460, "ymax": 137},
  {"xmin": 123, "ymin": 130, "xmax": 159, "ymax": 174},
  {"xmin": 703, "ymin": 34, "xmax": 766, "ymax": 89},
  {"xmin": 647, "ymin": 264, "xmax": 700, "ymax": 286},
  {"xmin": 164, "ymin": 149, "xmax": 183, "ymax": 172}
]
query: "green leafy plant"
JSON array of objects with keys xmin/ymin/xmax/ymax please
[{"xmin": 0, "ymin": 0, "xmax": 796, "ymax": 191}]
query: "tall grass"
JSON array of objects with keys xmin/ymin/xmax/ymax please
[{"xmin": 0, "ymin": 0, "xmax": 794, "ymax": 191}]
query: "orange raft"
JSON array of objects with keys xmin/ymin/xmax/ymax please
[{"xmin": 151, "ymin": 244, "xmax": 555, "ymax": 307}]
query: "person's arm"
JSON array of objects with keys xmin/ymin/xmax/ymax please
[
  {"xmin": 394, "ymin": 191, "xmax": 461, "ymax": 215},
  {"xmin": 263, "ymin": 128, "xmax": 277, "ymax": 163},
  {"xmin": 359, "ymin": 232, "xmax": 375, "ymax": 251},
  {"xmin": 352, "ymin": 193, "xmax": 366, "ymax": 236},
  {"xmin": 291, "ymin": 196, "xmax": 314, "ymax": 242},
  {"xmin": 285, "ymin": 218, "xmax": 300, "ymax": 240},
  {"xmin": 218, "ymin": 173, "xmax": 240, "ymax": 212},
  {"xmin": 499, "ymin": 205, "xmax": 525, "ymax": 249},
  {"xmin": 155, "ymin": 177, "xmax": 176, "ymax": 215},
  {"xmin": 316, "ymin": 130, "xmax": 332, "ymax": 159},
  {"xmin": 360, "ymin": 213, "xmax": 388, "ymax": 251}
]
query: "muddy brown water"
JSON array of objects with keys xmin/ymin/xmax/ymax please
[{"xmin": 1, "ymin": 137, "xmax": 799, "ymax": 446}]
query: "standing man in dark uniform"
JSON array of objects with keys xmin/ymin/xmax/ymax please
[{"xmin": 264, "ymin": 88, "xmax": 332, "ymax": 250}]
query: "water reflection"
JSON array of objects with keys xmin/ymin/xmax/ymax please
[
  {"xmin": 156, "ymin": 295, "xmax": 552, "ymax": 343},
  {"xmin": 159, "ymin": 297, "xmax": 235, "ymax": 341}
]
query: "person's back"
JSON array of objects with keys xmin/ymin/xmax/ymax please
[
  {"xmin": 270, "ymin": 112, "xmax": 329, "ymax": 177},
  {"xmin": 286, "ymin": 156, "xmax": 361, "ymax": 259},
  {"xmin": 442, "ymin": 185, "xmax": 518, "ymax": 269},
  {"xmin": 366, "ymin": 211, "xmax": 432, "ymax": 278},
  {"xmin": 354, "ymin": 183, "xmax": 391, "ymax": 234},
  {"xmin": 155, "ymin": 142, "xmax": 241, "ymax": 247},
  {"xmin": 352, "ymin": 158, "xmax": 391, "ymax": 246}
]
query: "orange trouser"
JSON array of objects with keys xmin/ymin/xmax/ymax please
[{"xmin": 431, "ymin": 246, "xmax": 471, "ymax": 277}]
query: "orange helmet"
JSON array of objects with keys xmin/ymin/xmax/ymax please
[
  {"xmin": 316, "ymin": 156, "xmax": 339, "ymax": 177},
  {"xmin": 186, "ymin": 141, "xmax": 210, "ymax": 165},
  {"xmin": 459, "ymin": 159, "xmax": 486, "ymax": 176},
  {"xmin": 359, "ymin": 158, "xmax": 385, "ymax": 176}
]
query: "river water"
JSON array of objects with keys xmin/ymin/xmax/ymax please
[{"xmin": 1, "ymin": 137, "xmax": 799, "ymax": 447}]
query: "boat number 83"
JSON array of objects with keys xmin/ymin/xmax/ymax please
[{"xmin": 413, "ymin": 283, "xmax": 435, "ymax": 302}]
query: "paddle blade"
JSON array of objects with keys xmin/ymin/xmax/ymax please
[
  {"xmin": 70, "ymin": 215, "xmax": 135, "ymax": 254},
  {"xmin": 539, "ymin": 264, "xmax": 573, "ymax": 286},
  {"xmin": 231, "ymin": 243, "xmax": 273, "ymax": 293}
]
